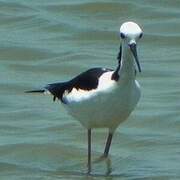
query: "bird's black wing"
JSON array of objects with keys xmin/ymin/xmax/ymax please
[
  {"xmin": 46, "ymin": 67, "xmax": 113, "ymax": 103},
  {"xmin": 45, "ymin": 82, "xmax": 68, "ymax": 102},
  {"xmin": 69, "ymin": 67, "xmax": 113, "ymax": 90}
]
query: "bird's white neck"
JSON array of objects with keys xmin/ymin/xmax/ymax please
[{"xmin": 119, "ymin": 44, "xmax": 136, "ymax": 82}]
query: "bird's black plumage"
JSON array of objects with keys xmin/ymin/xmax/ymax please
[
  {"xmin": 29, "ymin": 68, "xmax": 113, "ymax": 103},
  {"xmin": 47, "ymin": 67, "xmax": 113, "ymax": 102},
  {"xmin": 111, "ymin": 44, "xmax": 122, "ymax": 81}
]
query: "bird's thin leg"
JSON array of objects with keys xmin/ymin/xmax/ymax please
[
  {"xmin": 103, "ymin": 132, "xmax": 113, "ymax": 158},
  {"xmin": 87, "ymin": 129, "xmax": 91, "ymax": 174}
]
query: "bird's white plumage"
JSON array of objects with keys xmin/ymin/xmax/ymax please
[
  {"xmin": 62, "ymin": 22, "xmax": 142, "ymax": 133},
  {"xmin": 120, "ymin": 21, "xmax": 142, "ymax": 36},
  {"xmin": 63, "ymin": 71, "xmax": 116, "ymax": 104},
  {"xmin": 63, "ymin": 78, "xmax": 140, "ymax": 132}
]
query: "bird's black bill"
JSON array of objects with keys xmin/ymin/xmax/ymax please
[{"xmin": 129, "ymin": 43, "xmax": 141, "ymax": 72}]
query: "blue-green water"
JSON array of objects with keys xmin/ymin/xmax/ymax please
[{"xmin": 0, "ymin": 0, "xmax": 180, "ymax": 179}]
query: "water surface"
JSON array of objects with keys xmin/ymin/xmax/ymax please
[{"xmin": 0, "ymin": 0, "xmax": 180, "ymax": 179}]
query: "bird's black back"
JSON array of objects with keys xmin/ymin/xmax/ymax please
[{"xmin": 46, "ymin": 68, "xmax": 113, "ymax": 103}]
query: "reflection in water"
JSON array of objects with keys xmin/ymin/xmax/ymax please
[
  {"xmin": 53, "ymin": 170, "xmax": 126, "ymax": 179},
  {"xmin": 93, "ymin": 156, "xmax": 112, "ymax": 175}
]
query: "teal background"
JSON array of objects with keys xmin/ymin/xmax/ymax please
[{"xmin": 0, "ymin": 0, "xmax": 180, "ymax": 179}]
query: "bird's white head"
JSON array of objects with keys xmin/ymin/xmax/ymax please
[{"xmin": 119, "ymin": 22, "xmax": 143, "ymax": 72}]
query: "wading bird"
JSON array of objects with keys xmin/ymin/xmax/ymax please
[{"xmin": 26, "ymin": 21, "xmax": 143, "ymax": 174}]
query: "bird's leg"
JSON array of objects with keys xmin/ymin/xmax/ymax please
[
  {"xmin": 94, "ymin": 132, "xmax": 114, "ymax": 163},
  {"xmin": 87, "ymin": 129, "xmax": 91, "ymax": 174},
  {"xmin": 103, "ymin": 132, "xmax": 113, "ymax": 158}
]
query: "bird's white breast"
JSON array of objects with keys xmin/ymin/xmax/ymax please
[{"xmin": 63, "ymin": 72, "xmax": 141, "ymax": 132}]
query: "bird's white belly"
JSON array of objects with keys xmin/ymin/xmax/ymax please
[{"xmin": 63, "ymin": 80, "xmax": 140, "ymax": 131}]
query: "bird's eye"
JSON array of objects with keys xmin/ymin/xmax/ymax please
[
  {"xmin": 139, "ymin": 32, "xmax": 143, "ymax": 39},
  {"xmin": 120, "ymin": 33, "xmax": 126, "ymax": 39}
]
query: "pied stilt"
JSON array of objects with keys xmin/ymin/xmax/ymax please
[{"xmin": 26, "ymin": 21, "xmax": 143, "ymax": 174}]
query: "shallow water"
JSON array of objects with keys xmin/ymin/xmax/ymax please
[{"xmin": 0, "ymin": 0, "xmax": 180, "ymax": 179}]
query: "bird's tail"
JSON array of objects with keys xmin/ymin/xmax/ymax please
[
  {"xmin": 25, "ymin": 88, "xmax": 54, "ymax": 100},
  {"xmin": 25, "ymin": 89, "xmax": 45, "ymax": 93},
  {"xmin": 25, "ymin": 82, "xmax": 65, "ymax": 102}
]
